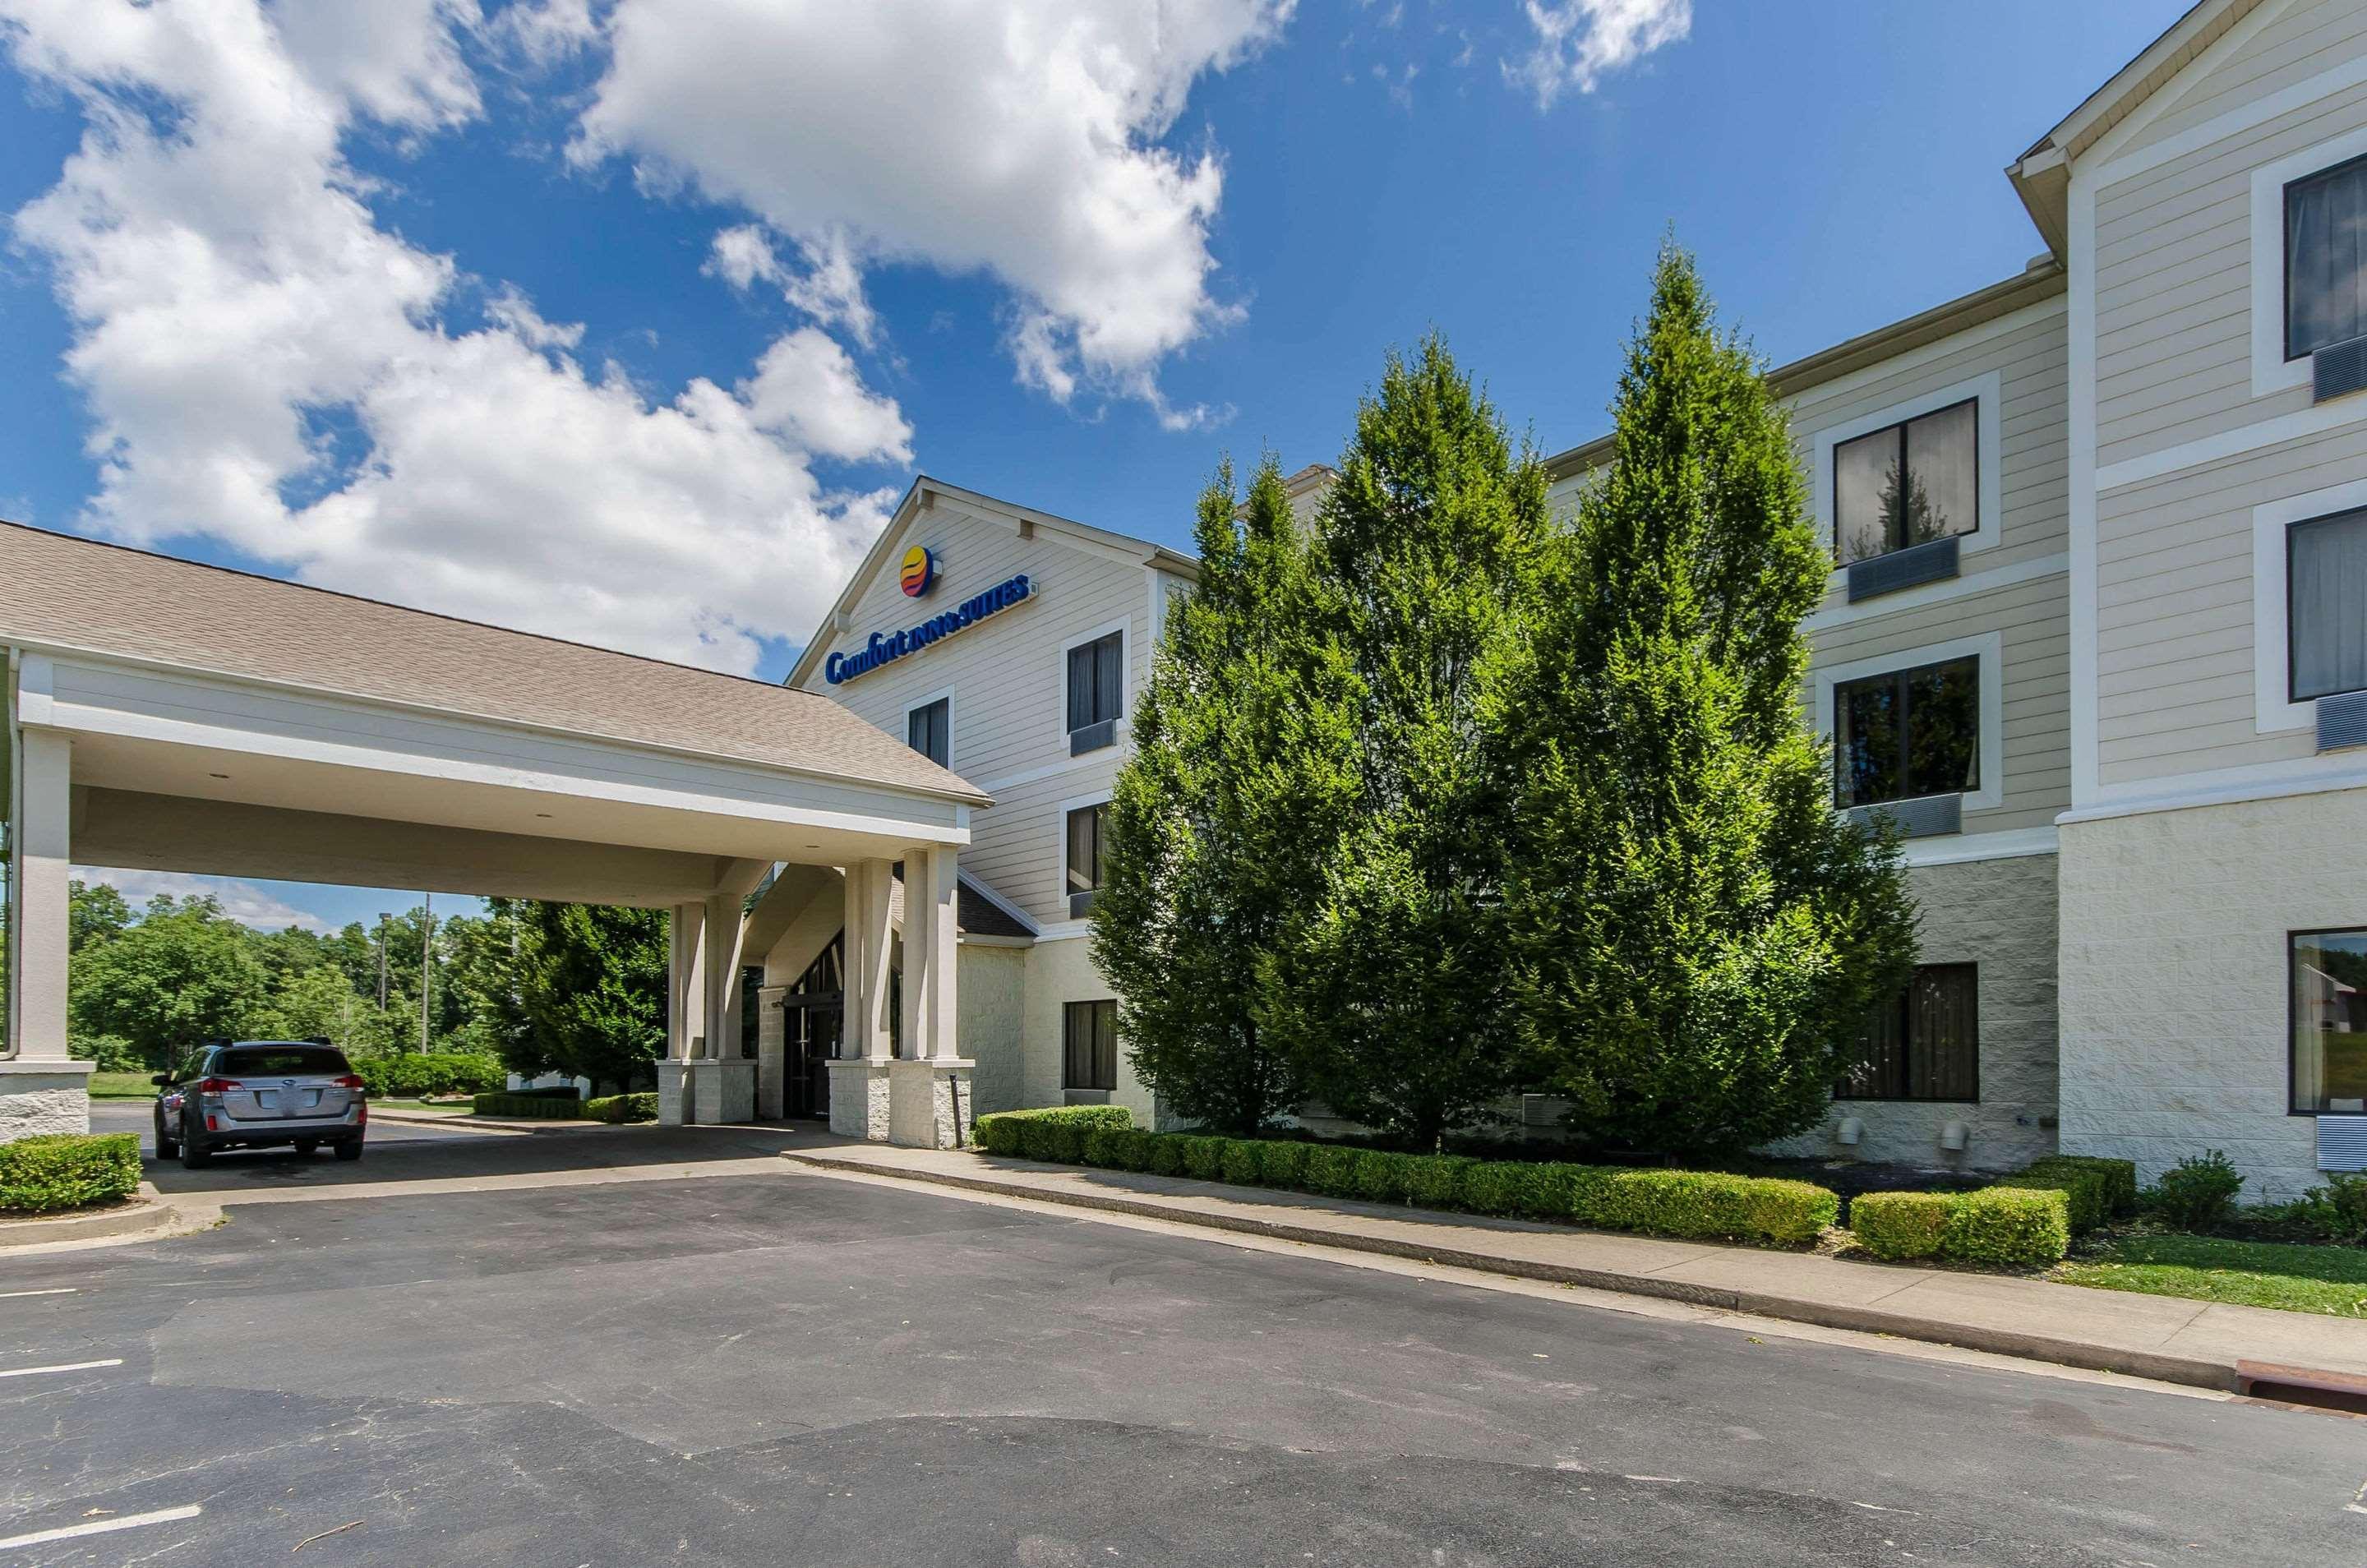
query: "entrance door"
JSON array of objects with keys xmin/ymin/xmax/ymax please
[{"xmin": 781, "ymin": 933, "xmax": 844, "ymax": 1120}]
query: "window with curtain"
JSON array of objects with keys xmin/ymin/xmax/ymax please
[
  {"xmin": 2286, "ymin": 153, "xmax": 2367, "ymax": 360},
  {"xmin": 1065, "ymin": 802, "xmax": 1107, "ymax": 895},
  {"xmin": 907, "ymin": 697, "xmax": 949, "ymax": 767},
  {"xmin": 1834, "ymin": 656, "xmax": 1980, "ymax": 808},
  {"xmin": 1833, "ymin": 399, "xmax": 1978, "ymax": 565},
  {"xmin": 2290, "ymin": 509, "xmax": 2367, "ymax": 703},
  {"xmin": 1066, "ymin": 631, "xmax": 1123, "ymax": 736},
  {"xmin": 1837, "ymin": 964, "xmax": 1979, "ymax": 1102},
  {"xmin": 1064, "ymin": 999, "xmax": 1118, "ymax": 1091},
  {"xmin": 2293, "ymin": 929, "xmax": 2367, "ymax": 1114}
]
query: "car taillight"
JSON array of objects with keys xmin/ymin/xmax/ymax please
[
  {"xmin": 333, "ymin": 1074, "xmax": 367, "ymax": 1091},
  {"xmin": 195, "ymin": 1078, "xmax": 240, "ymax": 1094}
]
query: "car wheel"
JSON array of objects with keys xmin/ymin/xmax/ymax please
[
  {"xmin": 332, "ymin": 1139, "xmax": 363, "ymax": 1163},
  {"xmin": 179, "ymin": 1119, "xmax": 211, "ymax": 1168},
  {"xmin": 293, "ymin": 1139, "xmax": 319, "ymax": 1155}
]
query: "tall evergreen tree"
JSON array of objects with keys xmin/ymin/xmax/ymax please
[
  {"xmin": 1255, "ymin": 337, "xmax": 1557, "ymax": 1148},
  {"xmin": 1497, "ymin": 242, "xmax": 1919, "ymax": 1155},
  {"xmin": 1092, "ymin": 457, "xmax": 1341, "ymax": 1133}
]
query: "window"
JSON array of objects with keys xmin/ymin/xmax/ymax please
[
  {"xmin": 1833, "ymin": 399, "xmax": 1977, "ymax": 565},
  {"xmin": 907, "ymin": 697, "xmax": 949, "ymax": 768},
  {"xmin": 2293, "ymin": 929, "xmax": 2367, "ymax": 1114},
  {"xmin": 1064, "ymin": 999, "xmax": 1118, "ymax": 1092},
  {"xmin": 1067, "ymin": 631, "xmax": 1123, "ymax": 736},
  {"xmin": 1838, "ymin": 965, "xmax": 1978, "ymax": 1102},
  {"xmin": 1065, "ymin": 803, "xmax": 1107, "ymax": 897},
  {"xmin": 216, "ymin": 1045, "xmax": 352, "ymax": 1077},
  {"xmin": 2289, "ymin": 509, "xmax": 2367, "ymax": 703},
  {"xmin": 1833, "ymin": 656, "xmax": 1979, "ymax": 809},
  {"xmin": 2286, "ymin": 154, "xmax": 2367, "ymax": 361}
]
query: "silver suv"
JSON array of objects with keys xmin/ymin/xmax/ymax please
[{"xmin": 154, "ymin": 1041, "xmax": 367, "ymax": 1167}]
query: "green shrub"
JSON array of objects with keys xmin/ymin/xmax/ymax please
[
  {"xmin": 357, "ymin": 1054, "xmax": 508, "ymax": 1099},
  {"xmin": 2025, "ymin": 1155, "xmax": 2137, "ymax": 1218},
  {"xmin": 1996, "ymin": 1165, "xmax": 2110, "ymax": 1235},
  {"xmin": 1849, "ymin": 1192, "xmax": 1954, "ymax": 1261},
  {"xmin": 582, "ymin": 1092, "xmax": 657, "ymax": 1124},
  {"xmin": 0, "ymin": 1132, "xmax": 141, "ymax": 1213},
  {"xmin": 1147, "ymin": 1134, "xmax": 1188, "ymax": 1176},
  {"xmin": 2293, "ymin": 1172, "xmax": 2367, "ymax": 1244},
  {"xmin": 1940, "ymin": 1185, "xmax": 2069, "ymax": 1266},
  {"xmin": 1219, "ymin": 1139, "xmax": 1264, "ymax": 1186},
  {"xmin": 971, "ymin": 1105, "xmax": 1132, "ymax": 1161},
  {"xmin": 2147, "ymin": 1149, "xmax": 2244, "ymax": 1230},
  {"xmin": 1404, "ymin": 1155, "xmax": 1476, "ymax": 1210},
  {"xmin": 470, "ymin": 1092, "xmax": 580, "ymax": 1118},
  {"xmin": 1174, "ymin": 1136, "xmax": 1226, "ymax": 1180},
  {"xmin": 1113, "ymin": 1128, "xmax": 1159, "ymax": 1172},
  {"xmin": 1350, "ymin": 1151, "xmax": 1420, "ymax": 1205},
  {"xmin": 1082, "ymin": 1125, "xmax": 1128, "ymax": 1168},
  {"xmin": 1255, "ymin": 1139, "xmax": 1312, "ymax": 1189},
  {"xmin": 1303, "ymin": 1144, "xmax": 1364, "ymax": 1199},
  {"xmin": 1586, "ymin": 1169, "xmax": 1836, "ymax": 1246},
  {"xmin": 1457, "ymin": 1160, "xmax": 1528, "ymax": 1217}
]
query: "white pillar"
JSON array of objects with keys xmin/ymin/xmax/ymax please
[
  {"xmin": 888, "ymin": 846, "xmax": 967, "ymax": 1149},
  {"xmin": 1, "ymin": 728, "xmax": 91, "ymax": 1139},
  {"xmin": 828, "ymin": 858, "xmax": 895, "ymax": 1139},
  {"xmin": 658, "ymin": 899, "xmax": 706, "ymax": 1125}
]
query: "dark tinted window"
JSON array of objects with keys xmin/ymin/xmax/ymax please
[
  {"xmin": 1066, "ymin": 803, "xmax": 1107, "ymax": 894},
  {"xmin": 1838, "ymin": 965, "xmax": 1978, "ymax": 1102},
  {"xmin": 1834, "ymin": 399, "xmax": 1977, "ymax": 565},
  {"xmin": 2289, "ymin": 508, "xmax": 2367, "ymax": 702},
  {"xmin": 1834, "ymin": 657, "xmax": 1979, "ymax": 808},
  {"xmin": 1064, "ymin": 1000, "xmax": 1117, "ymax": 1091},
  {"xmin": 216, "ymin": 1045, "xmax": 350, "ymax": 1077},
  {"xmin": 2286, "ymin": 154, "xmax": 2367, "ymax": 360},
  {"xmin": 1066, "ymin": 632, "xmax": 1122, "ymax": 731},
  {"xmin": 907, "ymin": 698, "xmax": 949, "ymax": 767}
]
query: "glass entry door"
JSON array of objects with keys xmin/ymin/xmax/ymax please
[{"xmin": 782, "ymin": 933, "xmax": 844, "ymax": 1120}]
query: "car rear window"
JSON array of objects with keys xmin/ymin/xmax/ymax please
[{"xmin": 216, "ymin": 1046, "xmax": 350, "ymax": 1077}]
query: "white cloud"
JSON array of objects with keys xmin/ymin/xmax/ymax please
[
  {"xmin": 571, "ymin": 0, "xmax": 1290, "ymax": 424},
  {"xmin": 707, "ymin": 223, "xmax": 879, "ymax": 348},
  {"xmin": 75, "ymin": 867, "xmax": 331, "ymax": 932},
  {"xmin": 1508, "ymin": 0, "xmax": 1689, "ymax": 108},
  {"xmin": 2, "ymin": 0, "xmax": 907, "ymax": 675}
]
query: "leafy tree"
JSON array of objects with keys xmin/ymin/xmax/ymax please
[
  {"xmin": 441, "ymin": 902, "xmax": 534, "ymax": 1063},
  {"xmin": 509, "ymin": 901, "xmax": 669, "ymax": 1091},
  {"xmin": 67, "ymin": 894, "xmax": 276, "ymax": 1068},
  {"xmin": 1253, "ymin": 337, "xmax": 1557, "ymax": 1149},
  {"xmin": 1496, "ymin": 242, "xmax": 1919, "ymax": 1156},
  {"xmin": 249, "ymin": 963, "xmax": 371, "ymax": 1050},
  {"xmin": 68, "ymin": 881, "xmax": 132, "ymax": 952},
  {"xmin": 1094, "ymin": 458, "xmax": 1336, "ymax": 1132}
]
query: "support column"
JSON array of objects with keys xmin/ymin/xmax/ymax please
[
  {"xmin": 657, "ymin": 899, "xmax": 706, "ymax": 1125},
  {"xmin": 692, "ymin": 860, "xmax": 766, "ymax": 1123},
  {"xmin": 2, "ymin": 729, "xmax": 92, "ymax": 1139},
  {"xmin": 889, "ymin": 846, "xmax": 969, "ymax": 1149},
  {"xmin": 828, "ymin": 859, "xmax": 894, "ymax": 1139}
]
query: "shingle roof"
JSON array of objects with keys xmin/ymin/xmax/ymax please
[
  {"xmin": 886, "ymin": 866, "xmax": 1037, "ymax": 942},
  {"xmin": 0, "ymin": 521, "xmax": 990, "ymax": 805}
]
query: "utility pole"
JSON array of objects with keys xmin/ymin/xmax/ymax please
[
  {"xmin": 376, "ymin": 913, "xmax": 390, "ymax": 1011},
  {"xmin": 418, "ymin": 894, "xmax": 434, "ymax": 1055}
]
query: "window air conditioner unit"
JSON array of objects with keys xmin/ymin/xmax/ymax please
[
  {"xmin": 1845, "ymin": 533, "xmax": 1959, "ymax": 602},
  {"xmin": 2319, "ymin": 689, "xmax": 2367, "ymax": 753},
  {"xmin": 1842, "ymin": 792, "xmax": 1963, "ymax": 840},
  {"xmin": 2314, "ymin": 333, "xmax": 2367, "ymax": 404},
  {"xmin": 2317, "ymin": 1114, "xmax": 2367, "ymax": 1174}
]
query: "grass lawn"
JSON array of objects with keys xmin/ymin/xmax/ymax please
[
  {"xmin": 2056, "ymin": 1234, "xmax": 2367, "ymax": 1318},
  {"xmin": 368, "ymin": 1097, "xmax": 474, "ymax": 1116},
  {"xmin": 89, "ymin": 1071, "xmax": 159, "ymax": 1099}
]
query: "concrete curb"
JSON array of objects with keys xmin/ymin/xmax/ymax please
[
  {"xmin": 0, "ymin": 1183, "xmax": 219, "ymax": 1252},
  {"xmin": 782, "ymin": 1151, "xmax": 2249, "ymax": 1394}
]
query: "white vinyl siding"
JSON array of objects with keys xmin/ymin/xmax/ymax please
[{"xmin": 2120, "ymin": 0, "xmax": 2367, "ymax": 154}]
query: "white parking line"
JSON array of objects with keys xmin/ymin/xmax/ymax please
[
  {"xmin": 0, "ymin": 1289, "xmax": 76, "ymax": 1299},
  {"xmin": 0, "ymin": 1358, "xmax": 122, "ymax": 1379},
  {"xmin": 0, "ymin": 1504, "xmax": 202, "ymax": 1550}
]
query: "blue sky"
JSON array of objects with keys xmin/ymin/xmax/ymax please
[{"xmin": 0, "ymin": 0, "xmax": 2183, "ymax": 932}]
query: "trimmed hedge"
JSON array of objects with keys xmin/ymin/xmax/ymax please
[
  {"xmin": 963, "ymin": 1124, "xmax": 1843, "ymax": 1248},
  {"xmin": 584, "ymin": 1092, "xmax": 658, "ymax": 1124},
  {"xmin": 353, "ymin": 1053, "xmax": 507, "ymax": 1099},
  {"xmin": 1995, "ymin": 1168, "xmax": 2108, "ymax": 1235},
  {"xmin": 2025, "ymin": 1154, "xmax": 2136, "ymax": 1218},
  {"xmin": 0, "ymin": 1132, "xmax": 141, "ymax": 1213},
  {"xmin": 1848, "ymin": 1183, "xmax": 2071, "ymax": 1267},
  {"xmin": 973, "ymin": 1105, "xmax": 1133, "ymax": 1159},
  {"xmin": 471, "ymin": 1091, "xmax": 582, "ymax": 1118},
  {"xmin": 1849, "ymin": 1192, "xmax": 1954, "ymax": 1261}
]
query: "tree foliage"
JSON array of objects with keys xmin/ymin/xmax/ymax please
[{"xmin": 1493, "ymin": 242, "xmax": 1919, "ymax": 1155}]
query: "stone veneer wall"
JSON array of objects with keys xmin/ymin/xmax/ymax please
[
  {"xmin": 1766, "ymin": 851, "xmax": 2060, "ymax": 1173},
  {"xmin": 2060, "ymin": 786, "xmax": 2367, "ymax": 1203}
]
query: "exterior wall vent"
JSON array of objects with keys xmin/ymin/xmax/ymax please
[
  {"xmin": 1845, "ymin": 534, "xmax": 1959, "ymax": 602},
  {"xmin": 2314, "ymin": 334, "xmax": 2367, "ymax": 404},
  {"xmin": 1843, "ymin": 792, "xmax": 1963, "ymax": 840},
  {"xmin": 2318, "ymin": 689, "xmax": 2367, "ymax": 753},
  {"xmin": 1069, "ymin": 717, "xmax": 1119, "ymax": 756},
  {"xmin": 2316, "ymin": 1114, "xmax": 2367, "ymax": 1173}
]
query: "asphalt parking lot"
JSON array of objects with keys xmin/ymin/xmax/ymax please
[{"xmin": 2, "ymin": 1115, "xmax": 2362, "ymax": 1565}]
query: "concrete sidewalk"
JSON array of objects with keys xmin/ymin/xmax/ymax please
[{"xmin": 781, "ymin": 1137, "xmax": 2367, "ymax": 1401}]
